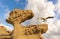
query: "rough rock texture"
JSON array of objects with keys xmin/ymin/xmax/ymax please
[
  {"xmin": 0, "ymin": 26, "xmax": 12, "ymax": 39},
  {"xmin": 6, "ymin": 9, "xmax": 48, "ymax": 39},
  {"xmin": 0, "ymin": 26, "xmax": 8, "ymax": 34}
]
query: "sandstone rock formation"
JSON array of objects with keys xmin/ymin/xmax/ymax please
[
  {"xmin": 6, "ymin": 9, "xmax": 48, "ymax": 39},
  {"xmin": 0, "ymin": 26, "xmax": 12, "ymax": 39}
]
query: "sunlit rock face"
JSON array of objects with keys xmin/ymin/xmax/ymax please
[
  {"xmin": 6, "ymin": 9, "xmax": 34, "ymax": 24},
  {"xmin": 0, "ymin": 26, "xmax": 8, "ymax": 34},
  {"xmin": 0, "ymin": 26, "xmax": 12, "ymax": 39},
  {"xmin": 6, "ymin": 9, "xmax": 48, "ymax": 39}
]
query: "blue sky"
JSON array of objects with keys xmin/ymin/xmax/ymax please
[
  {"xmin": 0, "ymin": 0, "xmax": 27, "ymax": 9},
  {"xmin": 48, "ymin": 0, "xmax": 57, "ymax": 4},
  {"xmin": 0, "ymin": 0, "xmax": 58, "ymax": 27},
  {"xmin": 0, "ymin": 0, "xmax": 27, "ymax": 27}
]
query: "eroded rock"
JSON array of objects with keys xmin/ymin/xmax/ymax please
[{"xmin": 6, "ymin": 9, "xmax": 48, "ymax": 39}]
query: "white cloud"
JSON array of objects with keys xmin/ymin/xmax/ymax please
[
  {"xmin": 24, "ymin": 0, "xmax": 55, "ymax": 25},
  {"xmin": 42, "ymin": 19, "xmax": 60, "ymax": 39},
  {"xmin": 56, "ymin": 20, "xmax": 60, "ymax": 26},
  {"xmin": 25, "ymin": 0, "xmax": 55, "ymax": 18},
  {"xmin": 56, "ymin": 0, "xmax": 60, "ymax": 15},
  {"xmin": 55, "ymin": 20, "xmax": 60, "ymax": 33},
  {"xmin": 24, "ymin": 0, "xmax": 60, "ymax": 39}
]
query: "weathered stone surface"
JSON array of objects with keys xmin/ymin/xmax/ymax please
[
  {"xmin": 0, "ymin": 26, "xmax": 12, "ymax": 39},
  {"xmin": 0, "ymin": 26, "xmax": 8, "ymax": 35},
  {"xmin": 6, "ymin": 9, "xmax": 48, "ymax": 39},
  {"xmin": 6, "ymin": 9, "xmax": 34, "ymax": 24}
]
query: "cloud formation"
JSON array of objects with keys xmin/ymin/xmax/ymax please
[
  {"xmin": 24, "ymin": 0, "xmax": 60, "ymax": 39},
  {"xmin": 25, "ymin": 0, "xmax": 55, "ymax": 25},
  {"xmin": 24, "ymin": 0, "xmax": 55, "ymax": 25},
  {"xmin": 56, "ymin": 0, "xmax": 60, "ymax": 15},
  {"xmin": 25, "ymin": 0, "xmax": 55, "ymax": 18}
]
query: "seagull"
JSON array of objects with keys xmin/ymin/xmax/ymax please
[{"xmin": 37, "ymin": 17, "xmax": 54, "ymax": 22}]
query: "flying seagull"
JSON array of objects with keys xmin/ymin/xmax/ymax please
[{"xmin": 37, "ymin": 17, "xmax": 54, "ymax": 22}]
